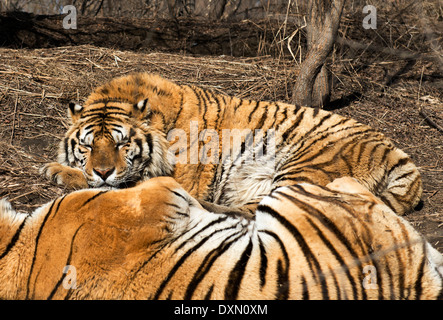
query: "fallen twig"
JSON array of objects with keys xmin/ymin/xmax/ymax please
[{"xmin": 419, "ymin": 107, "xmax": 443, "ymax": 133}]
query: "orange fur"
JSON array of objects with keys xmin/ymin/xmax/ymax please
[
  {"xmin": 43, "ymin": 73, "xmax": 422, "ymax": 215},
  {"xmin": 0, "ymin": 177, "xmax": 441, "ymax": 299}
]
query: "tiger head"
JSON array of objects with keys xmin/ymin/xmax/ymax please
[{"xmin": 58, "ymin": 98, "xmax": 174, "ymax": 188}]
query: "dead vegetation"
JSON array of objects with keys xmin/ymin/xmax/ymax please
[{"xmin": 0, "ymin": 1, "xmax": 442, "ymax": 252}]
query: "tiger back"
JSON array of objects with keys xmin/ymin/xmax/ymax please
[
  {"xmin": 1, "ymin": 177, "xmax": 441, "ymax": 299},
  {"xmin": 42, "ymin": 73, "xmax": 422, "ymax": 215}
]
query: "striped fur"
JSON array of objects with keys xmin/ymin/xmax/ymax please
[
  {"xmin": 42, "ymin": 73, "xmax": 422, "ymax": 215},
  {"xmin": 0, "ymin": 177, "xmax": 441, "ymax": 299}
]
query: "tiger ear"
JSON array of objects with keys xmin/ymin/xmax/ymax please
[
  {"xmin": 68, "ymin": 102, "xmax": 83, "ymax": 123},
  {"xmin": 133, "ymin": 98, "xmax": 151, "ymax": 120}
]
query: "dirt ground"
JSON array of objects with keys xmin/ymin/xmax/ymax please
[{"xmin": 0, "ymin": 13, "xmax": 442, "ymax": 253}]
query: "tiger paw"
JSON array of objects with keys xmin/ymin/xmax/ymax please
[{"xmin": 41, "ymin": 162, "xmax": 89, "ymax": 190}]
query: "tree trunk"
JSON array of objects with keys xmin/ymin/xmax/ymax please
[{"xmin": 292, "ymin": 0, "xmax": 345, "ymax": 108}]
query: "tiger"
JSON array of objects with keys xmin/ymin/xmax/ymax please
[
  {"xmin": 1, "ymin": 177, "xmax": 441, "ymax": 299},
  {"xmin": 42, "ymin": 73, "xmax": 422, "ymax": 215}
]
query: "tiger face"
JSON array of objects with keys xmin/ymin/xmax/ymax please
[{"xmin": 43, "ymin": 98, "xmax": 173, "ymax": 189}]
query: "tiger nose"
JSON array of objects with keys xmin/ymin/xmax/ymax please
[{"xmin": 93, "ymin": 167, "xmax": 115, "ymax": 181}]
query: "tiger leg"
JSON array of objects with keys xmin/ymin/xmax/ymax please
[{"xmin": 41, "ymin": 162, "xmax": 89, "ymax": 189}]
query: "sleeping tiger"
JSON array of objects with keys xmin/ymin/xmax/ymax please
[
  {"xmin": 42, "ymin": 73, "xmax": 422, "ymax": 215},
  {"xmin": 1, "ymin": 177, "xmax": 441, "ymax": 299}
]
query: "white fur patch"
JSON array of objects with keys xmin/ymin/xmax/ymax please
[
  {"xmin": 426, "ymin": 243, "xmax": 443, "ymax": 278},
  {"xmin": 0, "ymin": 199, "xmax": 27, "ymax": 228},
  {"xmin": 73, "ymin": 104, "xmax": 83, "ymax": 113},
  {"xmin": 219, "ymin": 159, "xmax": 275, "ymax": 207}
]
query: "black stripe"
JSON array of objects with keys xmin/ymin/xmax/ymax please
[
  {"xmin": 224, "ymin": 238, "xmax": 253, "ymax": 299},
  {"xmin": 199, "ymin": 90, "xmax": 209, "ymax": 129},
  {"xmin": 145, "ymin": 133, "xmax": 153, "ymax": 153},
  {"xmin": 69, "ymin": 137, "xmax": 79, "ymax": 165},
  {"xmin": 164, "ymin": 202, "xmax": 181, "ymax": 210},
  {"xmin": 112, "ymin": 127, "xmax": 123, "ymax": 137},
  {"xmin": 382, "ymin": 254, "xmax": 395, "ymax": 299},
  {"xmin": 26, "ymin": 198, "xmax": 61, "ymax": 299},
  {"xmin": 275, "ymin": 259, "xmax": 288, "ymax": 299},
  {"xmin": 288, "ymin": 185, "xmax": 384, "ymax": 299},
  {"xmin": 127, "ymin": 242, "xmax": 180, "ymax": 297},
  {"xmin": 290, "ymin": 119, "xmax": 365, "ymax": 162},
  {"xmin": 0, "ymin": 214, "xmax": 29, "ymax": 260},
  {"xmin": 287, "ymin": 111, "xmax": 333, "ymax": 145},
  {"xmin": 193, "ymin": 87, "xmax": 202, "ymax": 114},
  {"xmin": 257, "ymin": 204, "xmax": 328, "ymax": 299},
  {"xmin": 274, "ymin": 105, "xmax": 289, "ymax": 133},
  {"xmin": 212, "ymin": 94, "xmax": 222, "ymax": 128},
  {"xmin": 110, "ymin": 123, "xmax": 123, "ymax": 129},
  {"xmin": 247, "ymin": 101, "xmax": 260, "ymax": 122},
  {"xmin": 80, "ymin": 111, "xmax": 129, "ymax": 119},
  {"xmin": 276, "ymin": 128, "xmax": 378, "ymax": 183},
  {"xmin": 184, "ymin": 231, "xmax": 246, "ymax": 299},
  {"xmin": 82, "ymin": 105, "xmax": 127, "ymax": 112},
  {"xmin": 393, "ymin": 170, "xmax": 416, "ymax": 184},
  {"xmin": 82, "ymin": 129, "xmax": 94, "ymax": 142},
  {"xmin": 62, "ymin": 137, "xmax": 69, "ymax": 163},
  {"xmin": 172, "ymin": 217, "xmax": 230, "ymax": 255},
  {"xmin": 379, "ymin": 194, "xmax": 396, "ymax": 212},
  {"xmin": 204, "ymin": 285, "xmax": 214, "ymax": 300},
  {"xmin": 234, "ymin": 99, "xmax": 246, "ymax": 112},
  {"xmin": 331, "ymin": 269, "xmax": 341, "ymax": 299},
  {"xmin": 162, "ymin": 186, "xmax": 188, "ymax": 203},
  {"xmin": 47, "ymin": 223, "xmax": 85, "ymax": 300},
  {"xmin": 281, "ymin": 185, "xmax": 371, "ymax": 255},
  {"xmin": 313, "ymin": 107, "xmax": 320, "ymax": 117},
  {"xmin": 301, "ymin": 276, "xmax": 309, "ymax": 300},
  {"xmin": 136, "ymin": 98, "xmax": 148, "ymax": 113},
  {"xmin": 255, "ymin": 103, "xmax": 269, "ymax": 129},
  {"xmin": 80, "ymin": 190, "xmax": 108, "ymax": 209},
  {"xmin": 281, "ymin": 109, "xmax": 306, "ymax": 142},
  {"xmin": 387, "ymin": 157, "xmax": 411, "ymax": 178},
  {"xmin": 260, "ymin": 230, "xmax": 290, "ymax": 299},
  {"xmin": 272, "ymin": 172, "xmax": 317, "ymax": 185},
  {"xmin": 83, "ymin": 123, "xmax": 98, "ymax": 132},
  {"xmin": 397, "ymin": 223, "xmax": 413, "ymax": 297},
  {"xmin": 279, "ymin": 120, "xmax": 366, "ymax": 171},
  {"xmin": 133, "ymin": 138, "xmax": 144, "ymax": 161},
  {"xmin": 170, "ymin": 104, "xmax": 183, "ymax": 130},
  {"xmin": 258, "ymin": 237, "xmax": 268, "ymax": 288},
  {"xmin": 151, "ymin": 110, "xmax": 167, "ymax": 132},
  {"xmin": 414, "ymin": 242, "xmax": 426, "ymax": 299},
  {"xmin": 364, "ymin": 140, "xmax": 387, "ymax": 171},
  {"xmin": 305, "ymin": 216, "xmax": 362, "ymax": 299},
  {"xmin": 153, "ymin": 225, "xmax": 237, "ymax": 299},
  {"xmin": 436, "ymin": 283, "xmax": 443, "ymax": 300},
  {"xmin": 267, "ymin": 102, "xmax": 280, "ymax": 129},
  {"xmin": 88, "ymin": 98, "xmax": 130, "ymax": 105}
]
